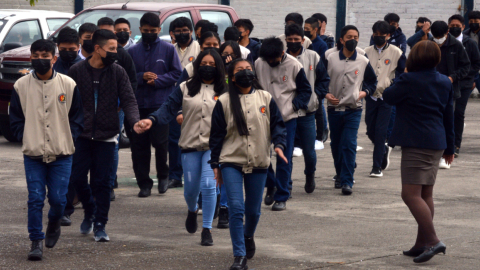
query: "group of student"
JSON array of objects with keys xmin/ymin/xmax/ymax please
[{"xmin": 9, "ymin": 8, "xmax": 480, "ymax": 270}]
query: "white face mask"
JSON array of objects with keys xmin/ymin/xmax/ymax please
[{"xmin": 434, "ymin": 36, "xmax": 446, "ymax": 45}]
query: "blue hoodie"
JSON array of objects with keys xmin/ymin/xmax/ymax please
[
  {"xmin": 53, "ymin": 54, "xmax": 83, "ymax": 75},
  {"xmin": 246, "ymin": 38, "xmax": 261, "ymax": 62}
]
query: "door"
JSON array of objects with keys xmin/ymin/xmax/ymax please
[{"xmin": 0, "ymin": 20, "xmax": 43, "ymax": 53}]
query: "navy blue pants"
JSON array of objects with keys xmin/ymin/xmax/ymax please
[
  {"xmin": 169, "ymin": 118, "xmax": 183, "ymax": 181},
  {"xmin": 454, "ymin": 87, "xmax": 474, "ymax": 148},
  {"xmin": 290, "ymin": 113, "xmax": 317, "ymax": 188},
  {"xmin": 365, "ymin": 98, "xmax": 392, "ymax": 169}
]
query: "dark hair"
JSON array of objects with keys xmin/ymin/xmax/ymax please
[
  {"xmin": 57, "ymin": 26, "xmax": 79, "ymax": 45},
  {"xmin": 97, "ymin": 17, "xmax": 114, "ymax": 27},
  {"xmin": 389, "ymin": 24, "xmax": 396, "ymax": 35},
  {"xmin": 78, "ymin": 23, "xmax": 98, "ymax": 38},
  {"xmin": 372, "ymin": 20, "xmax": 390, "ymax": 35},
  {"xmin": 201, "ymin": 22, "xmax": 218, "ymax": 35},
  {"xmin": 92, "ymin": 29, "xmax": 117, "ymax": 47},
  {"xmin": 285, "ymin": 23, "xmax": 304, "ymax": 38},
  {"xmin": 406, "ymin": 40, "xmax": 440, "ymax": 72},
  {"xmin": 219, "ymin": 40, "xmax": 241, "ymax": 60},
  {"xmin": 431, "ymin": 21, "xmax": 449, "ymax": 38},
  {"xmin": 416, "ymin": 17, "xmax": 432, "ymax": 24},
  {"xmin": 226, "ymin": 59, "xmax": 264, "ymax": 136},
  {"xmin": 31, "ymin": 39, "xmax": 56, "ymax": 56},
  {"xmin": 384, "ymin": 13, "xmax": 400, "ymax": 23},
  {"xmin": 199, "ymin": 31, "xmax": 221, "ymax": 47},
  {"xmin": 304, "ymin": 17, "xmax": 319, "ymax": 29},
  {"xmin": 259, "ymin": 36, "xmax": 284, "ymax": 60},
  {"xmin": 224, "ymin": 26, "xmax": 241, "ymax": 42},
  {"xmin": 311, "ymin": 13, "xmax": 327, "ymax": 24},
  {"xmin": 448, "ymin": 14, "xmax": 465, "ymax": 25},
  {"xmin": 114, "ymin": 18, "xmax": 131, "ymax": 29},
  {"xmin": 469, "ymin": 11, "xmax": 480, "ymax": 20},
  {"xmin": 234, "ymin": 19, "xmax": 254, "ymax": 35},
  {"xmin": 194, "ymin": 19, "xmax": 210, "ymax": 32},
  {"xmin": 337, "ymin": 25, "xmax": 359, "ymax": 50},
  {"xmin": 171, "ymin": 17, "xmax": 193, "ymax": 31},
  {"xmin": 140, "ymin": 12, "xmax": 160, "ymax": 27},
  {"xmin": 186, "ymin": 49, "xmax": 226, "ymax": 96},
  {"xmin": 285, "ymin": 13, "xmax": 303, "ymax": 26}
]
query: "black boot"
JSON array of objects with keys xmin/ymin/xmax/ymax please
[
  {"xmin": 304, "ymin": 173, "xmax": 315, "ymax": 193},
  {"xmin": 230, "ymin": 256, "xmax": 248, "ymax": 270},
  {"xmin": 245, "ymin": 236, "xmax": 256, "ymax": 259},
  {"xmin": 27, "ymin": 240, "xmax": 43, "ymax": 261},
  {"xmin": 45, "ymin": 219, "xmax": 61, "ymax": 248},
  {"xmin": 217, "ymin": 206, "xmax": 229, "ymax": 229}
]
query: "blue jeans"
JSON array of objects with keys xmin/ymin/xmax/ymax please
[
  {"xmin": 24, "ymin": 155, "xmax": 72, "ymax": 241},
  {"xmin": 220, "ymin": 184, "xmax": 228, "ymax": 207},
  {"xmin": 365, "ymin": 98, "xmax": 392, "ymax": 168},
  {"xmin": 169, "ymin": 118, "xmax": 183, "ymax": 181},
  {"xmin": 70, "ymin": 138, "xmax": 116, "ymax": 224},
  {"xmin": 221, "ymin": 166, "xmax": 267, "ymax": 257},
  {"xmin": 182, "ymin": 150, "xmax": 216, "ymax": 229},
  {"xmin": 110, "ymin": 109, "xmax": 124, "ymax": 188},
  {"xmin": 328, "ymin": 109, "xmax": 362, "ymax": 188},
  {"xmin": 290, "ymin": 113, "xmax": 316, "ymax": 188},
  {"xmin": 266, "ymin": 118, "xmax": 296, "ymax": 202}
]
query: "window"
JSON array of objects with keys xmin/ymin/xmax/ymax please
[
  {"xmin": 1, "ymin": 20, "xmax": 42, "ymax": 51},
  {"xmin": 159, "ymin": 11, "xmax": 195, "ymax": 43},
  {"xmin": 47, "ymin": 18, "xmax": 69, "ymax": 32},
  {"xmin": 199, "ymin": 11, "xmax": 232, "ymax": 41}
]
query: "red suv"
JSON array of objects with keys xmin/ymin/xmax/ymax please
[{"xmin": 0, "ymin": 2, "xmax": 239, "ymax": 142}]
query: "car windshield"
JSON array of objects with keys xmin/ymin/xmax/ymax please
[{"xmin": 53, "ymin": 9, "xmax": 157, "ymax": 43}]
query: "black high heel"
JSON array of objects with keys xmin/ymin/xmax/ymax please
[
  {"xmin": 413, "ymin": 241, "xmax": 446, "ymax": 263},
  {"xmin": 403, "ymin": 246, "xmax": 426, "ymax": 257}
]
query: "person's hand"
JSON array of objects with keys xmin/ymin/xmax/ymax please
[
  {"xmin": 134, "ymin": 119, "xmax": 153, "ymax": 134},
  {"xmin": 325, "ymin": 93, "xmax": 340, "ymax": 105},
  {"xmin": 422, "ymin": 21, "xmax": 431, "ymax": 34},
  {"xmin": 320, "ymin": 22, "xmax": 327, "ymax": 36},
  {"xmin": 143, "ymin": 72, "xmax": 157, "ymax": 81},
  {"xmin": 404, "ymin": 67, "xmax": 408, "ymax": 73},
  {"xmin": 147, "ymin": 79, "xmax": 155, "ymax": 86},
  {"xmin": 213, "ymin": 168, "xmax": 223, "ymax": 187},
  {"xmin": 472, "ymin": 82, "xmax": 476, "ymax": 90},
  {"xmin": 275, "ymin": 147, "xmax": 288, "ymax": 164},
  {"xmin": 176, "ymin": 114, "xmax": 184, "ymax": 125},
  {"xmin": 448, "ymin": 76, "xmax": 453, "ymax": 83},
  {"xmin": 225, "ymin": 55, "xmax": 233, "ymax": 64},
  {"xmin": 443, "ymin": 154, "xmax": 454, "ymax": 164},
  {"xmin": 357, "ymin": 91, "xmax": 367, "ymax": 101}
]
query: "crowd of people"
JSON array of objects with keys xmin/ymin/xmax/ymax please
[{"xmin": 8, "ymin": 8, "xmax": 480, "ymax": 269}]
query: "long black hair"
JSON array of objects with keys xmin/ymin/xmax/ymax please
[
  {"xmin": 186, "ymin": 49, "xmax": 226, "ymax": 97},
  {"xmin": 227, "ymin": 58, "xmax": 264, "ymax": 136},
  {"xmin": 219, "ymin": 41, "xmax": 241, "ymax": 59}
]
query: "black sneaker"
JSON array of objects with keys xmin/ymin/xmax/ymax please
[
  {"xmin": 304, "ymin": 173, "xmax": 315, "ymax": 193},
  {"xmin": 381, "ymin": 144, "xmax": 392, "ymax": 170},
  {"xmin": 342, "ymin": 185, "xmax": 353, "ymax": 195},
  {"xmin": 213, "ymin": 194, "xmax": 221, "ymax": 219},
  {"xmin": 45, "ymin": 219, "xmax": 61, "ymax": 248},
  {"xmin": 168, "ymin": 179, "xmax": 183, "ymax": 188},
  {"xmin": 454, "ymin": 146, "xmax": 460, "ymax": 158},
  {"xmin": 185, "ymin": 210, "xmax": 198, "ymax": 234},
  {"xmin": 217, "ymin": 206, "xmax": 229, "ymax": 229},
  {"xmin": 60, "ymin": 215, "xmax": 71, "ymax": 227},
  {"xmin": 322, "ymin": 128, "xmax": 329, "ymax": 143},
  {"xmin": 264, "ymin": 187, "xmax": 275, "ymax": 206},
  {"xmin": 200, "ymin": 228, "xmax": 213, "ymax": 246},
  {"xmin": 27, "ymin": 240, "xmax": 43, "ymax": 261},
  {"xmin": 113, "ymin": 176, "xmax": 118, "ymax": 189},
  {"xmin": 80, "ymin": 216, "xmax": 94, "ymax": 235},
  {"xmin": 370, "ymin": 167, "xmax": 383, "ymax": 178},
  {"xmin": 245, "ymin": 236, "xmax": 256, "ymax": 259},
  {"xmin": 158, "ymin": 178, "xmax": 169, "ymax": 194},
  {"xmin": 334, "ymin": 176, "xmax": 342, "ymax": 189},
  {"xmin": 138, "ymin": 188, "xmax": 151, "ymax": 198},
  {"xmin": 272, "ymin": 201, "xmax": 286, "ymax": 211},
  {"xmin": 110, "ymin": 189, "xmax": 116, "ymax": 201},
  {"xmin": 230, "ymin": 256, "xmax": 248, "ymax": 270},
  {"xmin": 93, "ymin": 222, "xmax": 110, "ymax": 242}
]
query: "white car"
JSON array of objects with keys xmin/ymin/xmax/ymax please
[{"xmin": 0, "ymin": 9, "xmax": 73, "ymax": 53}]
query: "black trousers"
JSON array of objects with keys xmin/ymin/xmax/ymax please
[
  {"xmin": 454, "ymin": 87, "xmax": 474, "ymax": 148},
  {"xmin": 125, "ymin": 108, "xmax": 169, "ymax": 190},
  {"xmin": 63, "ymin": 181, "xmax": 76, "ymax": 216}
]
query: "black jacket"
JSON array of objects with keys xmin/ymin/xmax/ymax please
[
  {"xmin": 460, "ymin": 34, "xmax": 480, "ymax": 90},
  {"xmin": 68, "ymin": 58, "xmax": 140, "ymax": 140},
  {"xmin": 116, "ymin": 45, "xmax": 138, "ymax": 91},
  {"xmin": 439, "ymin": 34, "xmax": 470, "ymax": 99}
]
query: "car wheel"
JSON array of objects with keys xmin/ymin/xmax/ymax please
[
  {"xmin": 0, "ymin": 120, "xmax": 19, "ymax": 142},
  {"xmin": 118, "ymin": 125, "xmax": 130, "ymax": 149}
]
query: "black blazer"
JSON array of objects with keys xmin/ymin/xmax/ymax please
[
  {"xmin": 383, "ymin": 69, "xmax": 455, "ymax": 155},
  {"xmin": 440, "ymin": 34, "xmax": 470, "ymax": 99}
]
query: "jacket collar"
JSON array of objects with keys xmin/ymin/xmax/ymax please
[
  {"xmin": 32, "ymin": 70, "xmax": 56, "ymax": 80},
  {"xmin": 142, "ymin": 37, "xmax": 161, "ymax": 50},
  {"xmin": 56, "ymin": 54, "xmax": 83, "ymax": 66},
  {"xmin": 443, "ymin": 33, "xmax": 456, "ymax": 47},
  {"xmin": 339, "ymin": 48, "xmax": 357, "ymax": 60},
  {"xmin": 286, "ymin": 47, "xmax": 304, "ymax": 56}
]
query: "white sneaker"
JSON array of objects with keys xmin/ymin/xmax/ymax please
[
  {"xmin": 439, "ymin": 158, "xmax": 450, "ymax": 169},
  {"xmin": 356, "ymin": 146, "xmax": 363, "ymax": 151},
  {"xmin": 314, "ymin": 140, "xmax": 324, "ymax": 150},
  {"xmin": 292, "ymin": 147, "xmax": 303, "ymax": 157}
]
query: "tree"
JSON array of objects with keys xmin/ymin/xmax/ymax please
[{"xmin": 29, "ymin": 0, "xmax": 38, "ymax": 6}]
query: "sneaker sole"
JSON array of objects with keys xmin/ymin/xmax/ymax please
[
  {"xmin": 383, "ymin": 146, "xmax": 392, "ymax": 170},
  {"xmin": 28, "ymin": 254, "xmax": 42, "ymax": 261},
  {"xmin": 201, "ymin": 241, "xmax": 214, "ymax": 246},
  {"xmin": 217, "ymin": 224, "xmax": 229, "ymax": 229},
  {"xmin": 80, "ymin": 226, "xmax": 93, "ymax": 235},
  {"xmin": 369, "ymin": 173, "xmax": 383, "ymax": 178},
  {"xmin": 94, "ymin": 236, "xmax": 110, "ymax": 242}
]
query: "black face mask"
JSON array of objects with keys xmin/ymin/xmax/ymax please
[
  {"xmin": 287, "ymin": 41, "xmax": 302, "ymax": 53},
  {"xmin": 116, "ymin": 31, "xmax": 130, "ymax": 44},
  {"xmin": 142, "ymin": 32, "xmax": 158, "ymax": 44},
  {"xmin": 59, "ymin": 50, "xmax": 78, "ymax": 63},
  {"xmin": 449, "ymin": 27, "xmax": 462, "ymax": 38},
  {"xmin": 344, "ymin": 39, "xmax": 358, "ymax": 52},
  {"xmin": 373, "ymin": 36, "xmax": 386, "ymax": 47},
  {"xmin": 234, "ymin": 69, "xmax": 256, "ymax": 88},
  {"xmin": 175, "ymin": 33, "xmax": 190, "ymax": 45},
  {"xmin": 82, "ymin": 39, "xmax": 94, "ymax": 54},
  {"xmin": 304, "ymin": 30, "xmax": 313, "ymax": 39},
  {"xmin": 470, "ymin": 23, "xmax": 480, "ymax": 32},
  {"xmin": 198, "ymin": 65, "xmax": 216, "ymax": 81},
  {"xmin": 101, "ymin": 50, "xmax": 117, "ymax": 66},
  {"xmin": 31, "ymin": 59, "xmax": 52, "ymax": 75}
]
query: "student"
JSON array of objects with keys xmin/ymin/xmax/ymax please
[
  {"xmin": 137, "ymin": 49, "xmax": 226, "ymax": 246},
  {"xmin": 194, "ymin": 19, "xmax": 210, "ymax": 39},
  {"xmin": 209, "ymin": 58, "xmax": 287, "ymax": 270},
  {"xmin": 255, "ymin": 37, "xmax": 311, "ymax": 211},
  {"xmin": 311, "ymin": 13, "xmax": 335, "ymax": 49},
  {"xmin": 278, "ymin": 13, "xmax": 312, "ymax": 50},
  {"xmin": 321, "ymin": 25, "xmax": 377, "ymax": 195},
  {"xmin": 78, "ymin": 23, "xmax": 98, "ymax": 60},
  {"xmin": 52, "ymin": 27, "xmax": 84, "ymax": 227},
  {"xmin": 127, "ymin": 13, "xmax": 182, "ymax": 197},
  {"xmin": 114, "ymin": 18, "xmax": 135, "ymax": 50},
  {"xmin": 172, "ymin": 17, "xmax": 201, "ymax": 68},
  {"xmin": 465, "ymin": 11, "xmax": 480, "ymax": 44},
  {"xmin": 224, "ymin": 26, "xmax": 253, "ymax": 62},
  {"xmin": 369, "ymin": 13, "xmax": 407, "ymax": 54},
  {"xmin": 285, "ymin": 24, "xmax": 330, "ymax": 193},
  {"xmin": 234, "ymin": 19, "xmax": 261, "ymax": 62},
  {"xmin": 9, "ymin": 39, "xmax": 84, "ymax": 260},
  {"xmin": 220, "ymin": 40, "xmax": 242, "ymax": 71},
  {"xmin": 407, "ymin": 17, "xmax": 433, "ymax": 49},
  {"xmin": 448, "ymin": 14, "xmax": 480, "ymax": 157},
  {"xmin": 304, "ymin": 17, "xmax": 328, "ymax": 60},
  {"xmin": 364, "ymin": 21, "xmax": 405, "ymax": 178},
  {"xmin": 68, "ymin": 29, "xmax": 141, "ymax": 242}
]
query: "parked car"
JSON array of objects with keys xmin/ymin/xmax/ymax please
[{"xmin": 0, "ymin": 3, "xmax": 239, "ymax": 143}]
